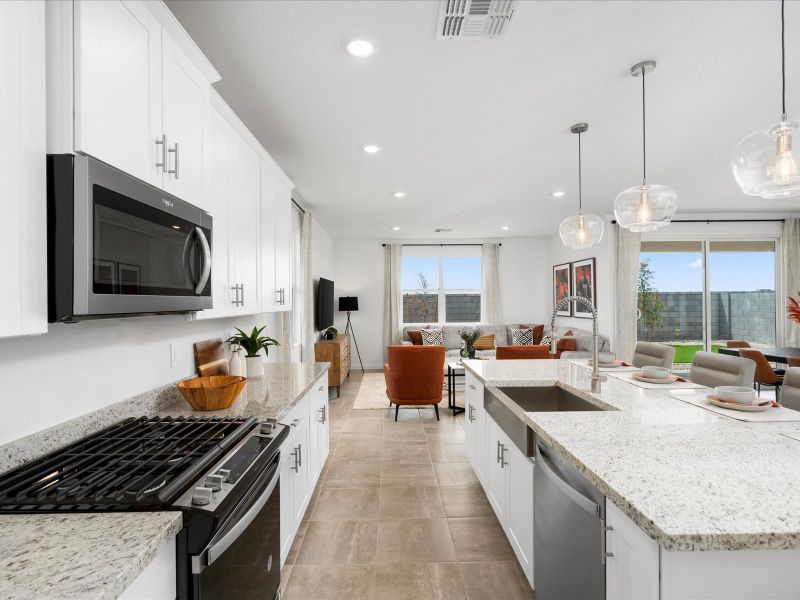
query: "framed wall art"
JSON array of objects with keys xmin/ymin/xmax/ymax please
[
  {"xmin": 572, "ymin": 257, "xmax": 596, "ymax": 318},
  {"xmin": 553, "ymin": 263, "xmax": 572, "ymax": 316}
]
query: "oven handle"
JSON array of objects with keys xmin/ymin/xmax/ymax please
[
  {"xmin": 194, "ymin": 227, "xmax": 212, "ymax": 294},
  {"xmin": 193, "ymin": 460, "xmax": 279, "ymax": 574}
]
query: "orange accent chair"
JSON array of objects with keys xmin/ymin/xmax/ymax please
[
  {"xmin": 384, "ymin": 345, "xmax": 445, "ymax": 421},
  {"xmin": 726, "ymin": 341, "xmax": 752, "ymax": 348},
  {"xmin": 496, "ymin": 345, "xmax": 552, "ymax": 360},
  {"xmin": 788, "ymin": 357, "xmax": 800, "ymax": 368},
  {"xmin": 740, "ymin": 349, "xmax": 783, "ymax": 401}
]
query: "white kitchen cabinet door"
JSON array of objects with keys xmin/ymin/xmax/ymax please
[
  {"xmin": 506, "ymin": 443, "xmax": 534, "ymax": 586},
  {"xmin": 311, "ymin": 382, "xmax": 330, "ymax": 482},
  {"xmin": 229, "ymin": 134, "xmax": 261, "ymax": 315},
  {"xmin": 606, "ymin": 501, "xmax": 659, "ymax": 600},
  {"xmin": 0, "ymin": 1, "xmax": 47, "ymax": 339},
  {"xmin": 161, "ymin": 32, "xmax": 207, "ymax": 207},
  {"xmin": 259, "ymin": 160, "xmax": 280, "ymax": 312},
  {"xmin": 193, "ymin": 105, "xmax": 234, "ymax": 320},
  {"xmin": 74, "ymin": 0, "xmax": 162, "ymax": 186},
  {"xmin": 464, "ymin": 371, "xmax": 485, "ymax": 484},
  {"xmin": 272, "ymin": 176, "xmax": 293, "ymax": 312},
  {"xmin": 290, "ymin": 415, "xmax": 311, "ymax": 526},
  {"xmin": 279, "ymin": 431, "xmax": 295, "ymax": 567},
  {"xmin": 485, "ymin": 415, "xmax": 507, "ymax": 524}
]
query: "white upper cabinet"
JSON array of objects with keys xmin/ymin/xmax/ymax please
[
  {"xmin": 260, "ymin": 160, "xmax": 294, "ymax": 313},
  {"xmin": 160, "ymin": 33, "xmax": 208, "ymax": 206},
  {"xmin": 0, "ymin": 0, "xmax": 47, "ymax": 339},
  {"xmin": 229, "ymin": 134, "xmax": 262, "ymax": 315},
  {"xmin": 74, "ymin": 0, "xmax": 163, "ymax": 186}
]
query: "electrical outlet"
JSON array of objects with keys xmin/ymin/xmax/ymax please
[{"xmin": 170, "ymin": 343, "xmax": 179, "ymax": 368}]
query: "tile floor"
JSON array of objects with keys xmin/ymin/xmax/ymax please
[{"xmin": 281, "ymin": 370, "xmax": 536, "ymax": 600}]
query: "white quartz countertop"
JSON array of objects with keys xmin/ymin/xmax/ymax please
[
  {"xmin": 462, "ymin": 358, "xmax": 800, "ymax": 551},
  {"xmin": 0, "ymin": 512, "xmax": 182, "ymax": 600}
]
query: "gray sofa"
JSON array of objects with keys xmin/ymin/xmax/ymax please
[{"xmin": 400, "ymin": 323, "xmax": 611, "ymax": 360}]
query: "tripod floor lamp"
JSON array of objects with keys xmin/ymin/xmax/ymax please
[{"xmin": 338, "ymin": 296, "xmax": 364, "ymax": 373}]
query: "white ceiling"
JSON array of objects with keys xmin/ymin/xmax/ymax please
[{"xmin": 166, "ymin": 0, "xmax": 800, "ymax": 239}]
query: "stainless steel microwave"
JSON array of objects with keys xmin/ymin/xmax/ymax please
[{"xmin": 47, "ymin": 154, "xmax": 212, "ymax": 322}]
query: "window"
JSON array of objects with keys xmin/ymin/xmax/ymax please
[
  {"xmin": 638, "ymin": 239, "xmax": 777, "ymax": 367},
  {"xmin": 401, "ymin": 248, "xmax": 482, "ymax": 324}
]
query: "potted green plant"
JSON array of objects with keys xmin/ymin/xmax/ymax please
[
  {"xmin": 225, "ymin": 326, "xmax": 280, "ymax": 379},
  {"xmin": 323, "ymin": 326, "xmax": 338, "ymax": 340},
  {"xmin": 458, "ymin": 327, "xmax": 483, "ymax": 360}
]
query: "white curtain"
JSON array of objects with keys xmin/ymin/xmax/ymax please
[
  {"xmin": 301, "ymin": 211, "xmax": 314, "ymax": 361},
  {"xmin": 783, "ymin": 218, "xmax": 800, "ymax": 346},
  {"xmin": 481, "ymin": 243, "xmax": 502, "ymax": 324},
  {"xmin": 382, "ymin": 244, "xmax": 402, "ymax": 361},
  {"xmin": 614, "ymin": 224, "xmax": 641, "ymax": 363}
]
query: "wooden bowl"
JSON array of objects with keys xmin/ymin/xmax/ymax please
[{"xmin": 176, "ymin": 375, "xmax": 247, "ymax": 411}]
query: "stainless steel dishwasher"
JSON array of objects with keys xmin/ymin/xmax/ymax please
[{"xmin": 534, "ymin": 441, "xmax": 606, "ymax": 600}]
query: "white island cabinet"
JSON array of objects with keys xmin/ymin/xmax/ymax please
[
  {"xmin": 0, "ymin": 0, "xmax": 47, "ymax": 340},
  {"xmin": 605, "ymin": 501, "xmax": 659, "ymax": 600}
]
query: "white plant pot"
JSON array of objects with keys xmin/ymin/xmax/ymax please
[{"xmin": 245, "ymin": 356, "xmax": 264, "ymax": 379}]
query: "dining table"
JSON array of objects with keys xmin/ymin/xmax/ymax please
[{"xmin": 718, "ymin": 346, "xmax": 800, "ymax": 364}]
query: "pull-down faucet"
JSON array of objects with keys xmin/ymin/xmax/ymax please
[{"xmin": 549, "ymin": 295, "xmax": 606, "ymax": 394}]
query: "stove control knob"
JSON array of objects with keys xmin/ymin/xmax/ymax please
[
  {"xmin": 191, "ymin": 486, "xmax": 213, "ymax": 506},
  {"xmin": 260, "ymin": 419, "xmax": 277, "ymax": 435},
  {"xmin": 205, "ymin": 474, "xmax": 224, "ymax": 491},
  {"xmin": 216, "ymin": 469, "xmax": 231, "ymax": 483}
]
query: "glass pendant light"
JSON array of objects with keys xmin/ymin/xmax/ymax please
[
  {"xmin": 613, "ymin": 60, "xmax": 677, "ymax": 232},
  {"xmin": 732, "ymin": 0, "xmax": 800, "ymax": 198},
  {"xmin": 559, "ymin": 123, "xmax": 604, "ymax": 248}
]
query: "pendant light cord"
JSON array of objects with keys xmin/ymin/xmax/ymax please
[
  {"xmin": 577, "ymin": 131, "xmax": 582, "ymax": 211},
  {"xmin": 781, "ymin": 0, "xmax": 786, "ymax": 118},
  {"xmin": 641, "ymin": 64, "xmax": 647, "ymax": 186}
]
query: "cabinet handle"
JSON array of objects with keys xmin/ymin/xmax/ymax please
[
  {"xmin": 232, "ymin": 284, "xmax": 241, "ymax": 306},
  {"xmin": 319, "ymin": 406, "xmax": 326, "ymax": 424},
  {"xmin": 155, "ymin": 134, "xmax": 167, "ymax": 171},
  {"xmin": 240, "ymin": 283, "xmax": 245, "ymax": 306},
  {"xmin": 318, "ymin": 385, "xmax": 324, "ymax": 392},
  {"xmin": 290, "ymin": 418, "xmax": 299, "ymax": 428},
  {"xmin": 601, "ymin": 521, "xmax": 613, "ymax": 564},
  {"xmin": 298, "ymin": 443, "xmax": 302, "ymax": 468},
  {"xmin": 290, "ymin": 447, "xmax": 299, "ymax": 472},
  {"xmin": 468, "ymin": 384, "xmax": 476, "ymax": 390},
  {"xmin": 500, "ymin": 444, "xmax": 508, "ymax": 468},
  {"xmin": 168, "ymin": 141, "xmax": 180, "ymax": 179},
  {"xmin": 496, "ymin": 440, "xmax": 502, "ymax": 463},
  {"xmin": 468, "ymin": 404, "xmax": 475, "ymax": 422}
]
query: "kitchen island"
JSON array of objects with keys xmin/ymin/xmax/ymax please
[{"xmin": 462, "ymin": 358, "xmax": 800, "ymax": 599}]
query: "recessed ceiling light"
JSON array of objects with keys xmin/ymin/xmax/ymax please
[
  {"xmin": 344, "ymin": 38, "xmax": 378, "ymax": 58},
  {"xmin": 501, "ymin": 226, "xmax": 510, "ymax": 230},
  {"xmin": 392, "ymin": 191, "xmax": 406, "ymax": 199},
  {"xmin": 391, "ymin": 226, "xmax": 401, "ymax": 231},
  {"xmin": 362, "ymin": 144, "xmax": 382, "ymax": 154},
  {"xmin": 551, "ymin": 190, "xmax": 566, "ymax": 198}
]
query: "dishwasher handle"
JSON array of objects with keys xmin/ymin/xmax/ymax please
[{"xmin": 536, "ymin": 443, "xmax": 601, "ymax": 518}]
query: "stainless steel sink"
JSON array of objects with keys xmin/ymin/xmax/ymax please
[
  {"xmin": 485, "ymin": 386, "xmax": 609, "ymax": 457},
  {"xmin": 496, "ymin": 386, "xmax": 605, "ymax": 413}
]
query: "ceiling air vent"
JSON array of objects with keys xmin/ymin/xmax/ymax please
[
  {"xmin": 437, "ymin": 0, "xmax": 518, "ymax": 40},
  {"xmin": 434, "ymin": 227, "xmax": 453, "ymax": 233}
]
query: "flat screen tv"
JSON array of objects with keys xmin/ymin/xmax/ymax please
[{"xmin": 316, "ymin": 278, "xmax": 334, "ymax": 331}]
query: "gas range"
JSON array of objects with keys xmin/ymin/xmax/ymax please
[{"xmin": 0, "ymin": 415, "xmax": 288, "ymax": 600}]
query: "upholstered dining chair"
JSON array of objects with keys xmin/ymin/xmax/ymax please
[
  {"xmin": 781, "ymin": 368, "xmax": 800, "ymax": 411},
  {"xmin": 632, "ymin": 342, "xmax": 675, "ymax": 369},
  {"xmin": 726, "ymin": 340, "xmax": 752, "ymax": 348},
  {"xmin": 788, "ymin": 357, "xmax": 800, "ymax": 368},
  {"xmin": 496, "ymin": 345, "xmax": 552, "ymax": 360},
  {"xmin": 688, "ymin": 351, "xmax": 756, "ymax": 388},
  {"xmin": 384, "ymin": 345, "xmax": 445, "ymax": 421},
  {"xmin": 739, "ymin": 349, "xmax": 783, "ymax": 401}
]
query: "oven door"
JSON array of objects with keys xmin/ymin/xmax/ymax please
[
  {"xmin": 73, "ymin": 154, "xmax": 212, "ymax": 317},
  {"xmin": 192, "ymin": 452, "xmax": 281, "ymax": 600}
]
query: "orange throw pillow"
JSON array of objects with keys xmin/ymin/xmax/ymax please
[
  {"xmin": 407, "ymin": 330, "xmax": 423, "ymax": 345},
  {"xmin": 473, "ymin": 334, "xmax": 495, "ymax": 350},
  {"xmin": 557, "ymin": 330, "xmax": 577, "ymax": 354}
]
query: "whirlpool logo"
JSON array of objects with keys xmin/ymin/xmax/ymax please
[{"xmin": 162, "ymin": 198, "xmax": 174, "ymax": 208}]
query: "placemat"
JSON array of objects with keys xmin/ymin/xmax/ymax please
[
  {"xmin": 607, "ymin": 372, "xmax": 707, "ymax": 390},
  {"xmin": 568, "ymin": 359, "xmax": 640, "ymax": 373},
  {"xmin": 669, "ymin": 391, "xmax": 800, "ymax": 422}
]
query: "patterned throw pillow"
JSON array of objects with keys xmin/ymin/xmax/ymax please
[
  {"xmin": 511, "ymin": 328, "xmax": 533, "ymax": 346},
  {"xmin": 420, "ymin": 328, "xmax": 445, "ymax": 347},
  {"xmin": 473, "ymin": 334, "xmax": 495, "ymax": 350},
  {"xmin": 540, "ymin": 333, "xmax": 552, "ymax": 346}
]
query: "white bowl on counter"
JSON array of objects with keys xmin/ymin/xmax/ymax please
[
  {"xmin": 641, "ymin": 366, "xmax": 671, "ymax": 379},
  {"xmin": 714, "ymin": 385, "xmax": 756, "ymax": 404}
]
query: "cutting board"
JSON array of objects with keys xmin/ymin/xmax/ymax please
[{"xmin": 194, "ymin": 338, "xmax": 230, "ymax": 377}]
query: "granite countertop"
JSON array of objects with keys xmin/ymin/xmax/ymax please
[
  {"xmin": 156, "ymin": 362, "xmax": 330, "ymax": 422},
  {"xmin": 462, "ymin": 358, "xmax": 800, "ymax": 552},
  {"xmin": 0, "ymin": 512, "xmax": 182, "ymax": 600}
]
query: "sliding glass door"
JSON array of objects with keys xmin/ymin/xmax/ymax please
[{"xmin": 639, "ymin": 239, "xmax": 777, "ymax": 367}]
